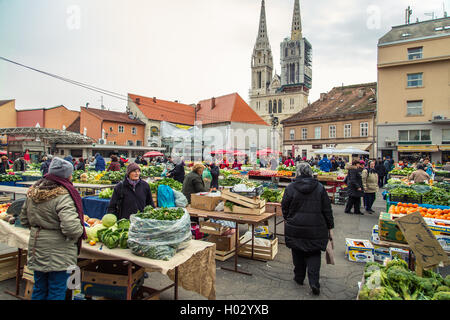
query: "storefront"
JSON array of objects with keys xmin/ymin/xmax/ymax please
[
  {"xmin": 440, "ymin": 145, "xmax": 450, "ymax": 163},
  {"xmin": 397, "ymin": 145, "xmax": 440, "ymax": 163}
]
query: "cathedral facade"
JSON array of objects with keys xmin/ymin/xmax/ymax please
[{"xmin": 249, "ymin": 0, "xmax": 312, "ymax": 128}]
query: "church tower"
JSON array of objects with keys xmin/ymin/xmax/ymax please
[{"xmin": 250, "ymin": 0, "xmax": 273, "ymax": 96}]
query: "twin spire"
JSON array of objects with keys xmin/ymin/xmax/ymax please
[{"xmin": 257, "ymin": 0, "xmax": 303, "ymax": 42}]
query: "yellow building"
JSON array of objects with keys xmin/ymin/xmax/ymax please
[
  {"xmin": 377, "ymin": 17, "xmax": 450, "ymax": 163},
  {"xmin": 0, "ymin": 100, "xmax": 17, "ymax": 147}
]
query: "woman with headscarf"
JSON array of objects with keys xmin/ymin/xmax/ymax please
[
  {"xmin": 361, "ymin": 160, "xmax": 379, "ymax": 214},
  {"xmin": 281, "ymin": 163, "xmax": 334, "ymax": 296},
  {"xmin": 107, "ymin": 163, "xmax": 155, "ymax": 220},
  {"xmin": 19, "ymin": 157, "xmax": 86, "ymax": 300}
]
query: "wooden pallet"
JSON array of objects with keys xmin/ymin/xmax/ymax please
[
  {"xmin": 221, "ymin": 189, "xmax": 265, "ymax": 209},
  {"xmin": 237, "ymin": 236, "xmax": 278, "ymax": 261},
  {"xmin": 0, "ymin": 251, "xmax": 27, "ymax": 282}
]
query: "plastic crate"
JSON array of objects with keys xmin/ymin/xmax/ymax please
[{"xmin": 230, "ymin": 185, "xmax": 263, "ymax": 197}]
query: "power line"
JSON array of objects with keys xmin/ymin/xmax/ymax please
[{"xmin": 0, "ymin": 56, "xmax": 270, "ymax": 125}]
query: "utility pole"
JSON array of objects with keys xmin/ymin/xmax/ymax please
[{"xmin": 405, "ymin": 6, "xmax": 412, "ymax": 24}]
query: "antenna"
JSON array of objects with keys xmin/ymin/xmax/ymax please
[
  {"xmin": 424, "ymin": 12, "xmax": 435, "ymax": 20},
  {"xmin": 444, "ymin": 2, "xmax": 448, "ymax": 17},
  {"xmin": 405, "ymin": 6, "xmax": 412, "ymax": 24}
]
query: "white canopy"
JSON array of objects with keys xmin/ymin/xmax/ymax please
[
  {"xmin": 312, "ymin": 148, "xmax": 336, "ymax": 155},
  {"xmin": 333, "ymin": 147, "xmax": 370, "ymax": 155}
]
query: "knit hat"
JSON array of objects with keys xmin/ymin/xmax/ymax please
[
  {"xmin": 127, "ymin": 162, "xmax": 140, "ymax": 176},
  {"xmin": 48, "ymin": 157, "xmax": 73, "ymax": 179}
]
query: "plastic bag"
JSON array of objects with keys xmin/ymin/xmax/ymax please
[
  {"xmin": 157, "ymin": 184, "xmax": 175, "ymax": 208},
  {"xmin": 127, "ymin": 209, "xmax": 192, "ymax": 261},
  {"xmin": 173, "ymin": 189, "xmax": 188, "ymax": 208},
  {"xmin": 202, "ymin": 168, "xmax": 212, "ymax": 181}
]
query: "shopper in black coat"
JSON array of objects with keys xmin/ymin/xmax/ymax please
[
  {"xmin": 281, "ymin": 163, "xmax": 334, "ymax": 296},
  {"xmin": 374, "ymin": 158, "xmax": 386, "ymax": 188},
  {"xmin": 107, "ymin": 163, "xmax": 155, "ymax": 220},
  {"xmin": 168, "ymin": 160, "xmax": 185, "ymax": 184},
  {"xmin": 209, "ymin": 162, "xmax": 220, "ymax": 190},
  {"xmin": 344, "ymin": 160, "xmax": 364, "ymax": 215}
]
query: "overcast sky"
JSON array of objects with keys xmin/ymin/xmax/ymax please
[{"xmin": 0, "ymin": 0, "xmax": 448, "ymax": 112}]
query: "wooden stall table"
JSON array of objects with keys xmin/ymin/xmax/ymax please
[
  {"xmin": 16, "ymin": 181, "xmax": 116, "ymax": 197},
  {"xmin": 0, "ymin": 186, "xmax": 30, "ymax": 201},
  {"xmin": 187, "ymin": 206, "xmax": 276, "ymax": 276},
  {"xmin": 0, "ymin": 220, "xmax": 216, "ymax": 300}
]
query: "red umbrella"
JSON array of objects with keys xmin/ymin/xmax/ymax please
[
  {"xmin": 256, "ymin": 148, "xmax": 281, "ymax": 156},
  {"xmin": 143, "ymin": 151, "xmax": 164, "ymax": 157},
  {"xmin": 0, "ymin": 150, "xmax": 7, "ymax": 156},
  {"xmin": 232, "ymin": 150, "xmax": 247, "ymax": 156},
  {"xmin": 210, "ymin": 149, "xmax": 233, "ymax": 155}
]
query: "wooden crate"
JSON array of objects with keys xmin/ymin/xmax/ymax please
[
  {"xmin": 221, "ymin": 189, "xmax": 265, "ymax": 209},
  {"xmin": 215, "ymin": 248, "xmax": 235, "ymax": 261},
  {"xmin": 237, "ymin": 236, "xmax": 278, "ymax": 261},
  {"xmin": 224, "ymin": 205, "xmax": 266, "ymax": 215},
  {"xmin": 0, "ymin": 195, "xmax": 12, "ymax": 202},
  {"xmin": 199, "ymin": 221, "xmax": 230, "ymax": 235},
  {"xmin": 0, "ymin": 251, "xmax": 27, "ymax": 282}
]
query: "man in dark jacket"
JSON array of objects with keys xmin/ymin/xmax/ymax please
[
  {"xmin": 40, "ymin": 156, "xmax": 53, "ymax": 175},
  {"xmin": 209, "ymin": 162, "xmax": 220, "ymax": 190},
  {"xmin": 345, "ymin": 160, "xmax": 364, "ymax": 215},
  {"xmin": 375, "ymin": 158, "xmax": 386, "ymax": 188},
  {"xmin": 107, "ymin": 163, "xmax": 155, "ymax": 220},
  {"xmin": 168, "ymin": 158, "xmax": 185, "ymax": 184},
  {"xmin": 281, "ymin": 163, "xmax": 334, "ymax": 296}
]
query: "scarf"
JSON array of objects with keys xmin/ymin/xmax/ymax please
[
  {"xmin": 44, "ymin": 174, "xmax": 86, "ymax": 254},
  {"xmin": 127, "ymin": 177, "xmax": 140, "ymax": 189}
]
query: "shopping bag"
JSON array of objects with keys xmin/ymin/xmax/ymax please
[{"xmin": 326, "ymin": 240, "xmax": 335, "ymax": 265}]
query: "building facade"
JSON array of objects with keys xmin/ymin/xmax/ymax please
[
  {"xmin": 249, "ymin": 0, "xmax": 311, "ymax": 130},
  {"xmin": 377, "ymin": 17, "xmax": 450, "ymax": 163},
  {"xmin": 282, "ymin": 83, "xmax": 377, "ymax": 159}
]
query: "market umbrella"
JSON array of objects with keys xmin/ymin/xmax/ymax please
[
  {"xmin": 0, "ymin": 150, "xmax": 6, "ymax": 155},
  {"xmin": 333, "ymin": 147, "xmax": 369, "ymax": 155},
  {"xmin": 210, "ymin": 149, "xmax": 233, "ymax": 155},
  {"xmin": 256, "ymin": 148, "xmax": 281, "ymax": 156},
  {"xmin": 143, "ymin": 151, "xmax": 164, "ymax": 157},
  {"xmin": 313, "ymin": 148, "xmax": 336, "ymax": 155},
  {"xmin": 232, "ymin": 150, "xmax": 247, "ymax": 156}
]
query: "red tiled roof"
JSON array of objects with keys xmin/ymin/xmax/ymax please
[
  {"xmin": 197, "ymin": 93, "xmax": 269, "ymax": 126},
  {"xmin": 282, "ymin": 82, "xmax": 377, "ymax": 124},
  {"xmin": 128, "ymin": 93, "xmax": 195, "ymax": 126},
  {"xmin": 81, "ymin": 107, "xmax": 145, "ymax": 125}
]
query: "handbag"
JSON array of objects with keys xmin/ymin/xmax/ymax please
[{"xmin": 325, "ymin": 230, "xmax": 335, "ymax": 265}]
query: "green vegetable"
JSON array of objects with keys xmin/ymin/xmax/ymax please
[
  {"xmin": 117, "ymin": 218, "xmax": 130, "ymax": 231},
  {"xmin": 119, "ymin": 231, "xmax": 128, "ymax": 249},
  {"xmin": 102, "ymin": 214, "xmax": 117, "ymax": 228},
  {"xmin": 219, "ymin": 176, "xmax": 243, "ymax": 187},
  {"xmin": 431, "ymin": 291, "xmax": 450, "ymax": 300},
  {"xmin": 386, "ymin": 267, "xmax": 414, "ymax": 300},
  {"xmin": 98, "ymin": 188, "xmax": 114, "ymax": 199},
  {"xmin": 149, "ymin": 178, "xmax": 183, "ymax": 194},
  {"xmin": 136, "ymin": 207, "xmax": 185, "ymax": 221},
  {"xmin": 103, "ymin": 231, "xmax": 120, "ymax": 249},
  {"xmin": 86, "ymin": 224, "xmax": 107, "ymax": 242},
  {"xmin": 385, "ymin": 257, "xmax": 409, "ymax": 271},
  {"xmin": 261, "ymin": 187, "xmax": 284, "ymax": 203}
]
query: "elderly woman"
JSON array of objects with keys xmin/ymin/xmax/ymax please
[
  {"xmin": 107, "ymin": 163, "xmax": 155, "ymax": 219},
  {"xmin": 19, "ymin": 157, "xmax": 86, "ymax": 300},
  {"xmin": 281, "ymin": 163, "xmax": 334, "ymax": 296},
  {"xmin": 182, "ymin": 163, "xmax": 207, "ymax": 204},
  {"xmin": 408, "ymin": 164, "xmax": 430, "ymax": 184},
  {"xmin": 361, "ymin": 160, "xmax": 379, "ymax": 214}
]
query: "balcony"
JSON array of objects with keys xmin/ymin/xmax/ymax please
[{"xmin": 432, "ymin": 111, "xmax": 450, "ymax": 124}]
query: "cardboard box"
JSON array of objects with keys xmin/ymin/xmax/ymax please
[
  {"xmin": 371, "ymin": 225, "xmax": 380, "ymax": 244},
  {"xmin": 208, "ymin": 232, "xmax": 236, "ymax": 251},
  {"xmin": 378, "ymin": 212, "xmax": 407, "ymax": 244},
  {"xmin": 191, "ymin": 193, "xmax": 223, "ymax": 211},
  {"xmin": 373, "ymin": 245, "xmax": 391, "ymax": 262},
  {"xmin": 81, "ymin": 260, "xmax": 146, "ymax": 300},
  {"xmin": 389, "ymin": 248, "xmax": 409, "ymax": 264},
  {"xmin": 199, "ymin": 220, "xmax": 230, "ymax": 236},
  {"xmin": 345, "ymin": 238, "xmax": 374, "ymax": 263}
]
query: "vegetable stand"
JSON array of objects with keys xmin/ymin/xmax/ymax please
[
  {"xmin": 0, "ymin": 186, "xmax": 29, "ymax": 201},
  {"xmin": 0, "ymin": 220, "xmax": 216, "ymax": 300},
  {"xmin": 186, "ymin": 206, "xmax": 276, "ymax": 276}
]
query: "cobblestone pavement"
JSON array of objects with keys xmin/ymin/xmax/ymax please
[{"xmin": 0, "ymin": 190, "xmax": 447, "ymax": 300}]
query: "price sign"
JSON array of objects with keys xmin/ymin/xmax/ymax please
[{"xmin": 396, "ymin": 212, "xmax": 449, "ymax": 272}]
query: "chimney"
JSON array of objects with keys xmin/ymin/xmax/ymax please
[
  {"xmin": 320, "ymin": 93, "xmax": 326, "ymax": 101},
  {"xmin": 153, "ymin": 97, "xmax": 157, "ymax": 103},
  {"xmin": 211, "ymin": 97, "xmax": 216, "ymax": 109},
  {"xmin": 196, "ymin": 103, "xmax": 201, "ymax": 112},
  {"xmin": 135, "ymin": 98, "xmax": 140, "ymax": 105},
  {"xmin": 358, "ymin": 89, "xmax": 365, "ymax": 98}
]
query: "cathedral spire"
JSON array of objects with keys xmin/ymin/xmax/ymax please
[
  {"xmin": 291, "ymin": 0, "xmax": 302, "ymax": 41},
  {"xmin": 256, "ymin": 0, "xmax": 269, "ymax": 43}
]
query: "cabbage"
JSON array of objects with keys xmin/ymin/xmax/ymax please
[
  {"xmin": 117, "ymin": 219, "xmax": 130, "ymax": 231},
  {"xmin": 86, "ymin": 224, "xmax": 107, "ymax": 242},
  {"xmin": 102, "ymin": 214, "xmax": 117, "ymax": 228}
]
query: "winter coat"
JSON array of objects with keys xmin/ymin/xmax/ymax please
[
  {"xmin": 40, "ymin": 159, "xmax": 52, "ymax": 175},
  {"xmin": 170, "ymin": 163, "xmax": 185, "ymax": 184},
  {"xmin": 210, "ymin": 164, "xmax": 220, "ymax": 189},
  {"xmin": 19, "ymin": 179, "xmax": 84, "ymax": 272},
  {"xmin": 107, "ymin": 161, "xmax": 121, "ymax": 172},
  {"xmin": 346, "ymin": 165, "xmax": 364, "ymax": 197},
  {"xmin": 13, "ymin": 159, "xmax": 26, "ymax": 172},
  {"xmin": 75, "ymin": 161, "xmax": 85, "ymax": 171},
  {"xmin": 408, "ymin": 169, "xmax": 430, "ymax": 184},
  {"xmin": 107, "ymin": 178, "xmax": 155, "ymax": 220},
  {"xmin": 284, "ymin": 159, "xmax": 294, "ymax": 167},
  {"xmin": 0, "ymin": 161, "xmax": 8, "ymax": 174},
  {"xmin": 361, "ymin": 169, "xmax": 379, "ymax": 194},
  {"xmin": 383, "ymin": 160, "xmax": 392, "ymax": 174},
  {"xmin": 94, "ymin": 155, "xmax": 106, "ymax": 171},
  {"xmin": 375, "ymin": 162, "xmax": 386, "ymax": 177},
  {"xmin": 281, "ymin": 176, "xmax": 334, "ymax": 252},
  {"xmin": 182, "ymin": 171, "xmax": 207, "ymax": 204},
  {"xmin": 318, "ymin": 158, "xmax": 332, "ymax": 172}
]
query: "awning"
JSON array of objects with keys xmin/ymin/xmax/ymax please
[
  {"xmin": 397, "ymin": 145, "xmax": 439, "ymax": 152},
  {"xmin": 439, "ymin": 145, "xmax": 450, "ymax": 151},
  {"xmin": 335, "ymin": 143, "xmax": 372, "ymax": 151}
]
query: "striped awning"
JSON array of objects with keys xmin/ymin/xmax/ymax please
[
  {"xmin": 397, "ymin": 145, "xmax": 439, "ymax": 152},
  {"xmin": 439, "ymin": 145, "xmax": 450, "ymax": 151}
]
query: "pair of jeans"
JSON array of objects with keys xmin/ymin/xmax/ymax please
[
  {"xmin": 364, "ymin": 193, "xmax": 376, "ymax": 211},
  {"xmin": 291, "ymin": 249, "xmax": 321, "ymax": 288},
  {"xmin": 345, "ymin": 196, "xmax": 362, "ymax": 214},
  {"xmin": 32, "ymin": 271, "xmax": 70, "ymax": 300}
]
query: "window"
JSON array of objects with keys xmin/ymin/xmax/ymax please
[
  {"xmin": 344, "ymin": 124, "xmax": 352, "ymax": 138},
  {"xmin": 302, "ymin": 128, "xmax": 307, "ymax": 140},
  {"xmin": 136, "ymin": 140, "xmax": 142, "ymax": 146},
  {"xmin": 290, "ymin": 98, "xmax": 294, "ymax": 110},
  {"xmin": 408, "ymin": 47, "xmax": 423, "ymax": 60},
  {"xmin": 407, "ymin": 100, "xmax": 423, "ymax": 116},
  {"xmin": 329, "ymin": 125, "xmax": 336, "ymax": 139},
  {"xmin": 127, "ymin": 140, "xmax": 134, "ymax": 146},
  {"xmin": 443, "ymin": 129, "xmax": 450, "ymax": 144},
  {"xmin": 314, "ymin": 127, "xmax": 321, "ymax": 139},
  {"xmin": 407, "ymin": 73, "xmax": 423, "ymax": 87},
  {"xmin": 398, "ymin": 130, "xmax": 431, "ymax": 142},
  {"xmin": 273, "ymin": 100, "xmax": 277, "ymax": 114},
  {"xmin": 290, "ymin": 129, "xmax": 295, "ymax": 140},
  {"xmin": 268, "ymin": 101, "xmax": 272, "ymax": 113},
  {"xmin": 278, "ymin": 100, "xmax": 282, "ymax": 113},
  {"xmin": 131, "ymin": 127, "xmax": 137, "ymax": 135},
  {"xmin": 118, "ymin": 125, "xmax": 124, "ymax": 133},
  {"xmin": 360, "ymin": 122, "xmax": 369, "ymax": 137}
]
